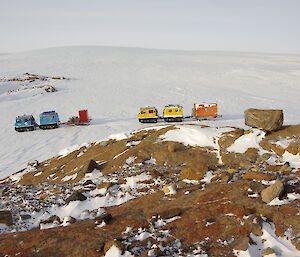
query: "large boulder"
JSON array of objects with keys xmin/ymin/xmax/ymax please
[{"xmin": 244, "ymin": 109, "xmax": 283, "ymax": 131}]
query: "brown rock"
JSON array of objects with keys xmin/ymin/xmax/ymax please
[
  {"xmin": 167, "ymin": 142, "xmax": 176, "ymax": 153},
  {"xmin": 99, "ymin": 140, "xmax": 109, "ymax": 147},
  {"xmin": 261, "ymin": 181, "xmax": 284, "ymax": 203},
  {"xmin": 243, "ymin": 171, "xmax": 276, "ymax": 181},
  {"xmin": 104, "ymin": 240, "xmax": 124, "ymax": 254},
  {"xmin": 227, "ymin": 168, "xmax": 238, "ymax": 174},
  {"xmin": 95, "ymin": 214, "xmax": 113, "ymax": 225},
  {"xmin": 97, "ymin": 182, "xmax": 113, "ymax": 190},
  {"xmin": 133, "ymin": 157, "xmax": 146, "ymax": 164},
  {"xmin": 180, "ymin": 163, "xmax": 208, "ymax": 181},
  {"xmin": 163, "ymin": 184, "xmax": 176, "ymax": 195},
  {"xmin": 40, "ymin": 215, "xmax": 61, "ymax": 224},
  {"xmin": 158, "ymin": 208, "xmax": 181, "ymax": 219},
  {"xmin": 0, "ymin": 211, "xmax": 13, "ymax": 226},
  {"xmin": 220, "ymin": 172, "xmax": 232, "ymax": 183},
  {"xmin": 262, "ymin": 247, "xmax": 276, "ymax": 256},
  {"xmin": 244, "ymin": 108, "xmax": 283, "ymax": 131},
  {"xmin": 87, "ymin": 160, "xmax": 101, "ymax": 172},
  {"xmin": 244, "ymin": 148, "xmax": 259, "ymax": 163},
  {"xmin": 231, "ymin": 236, "xmax": 249, "ymax": 251}
]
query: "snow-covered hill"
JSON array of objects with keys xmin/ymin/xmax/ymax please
[{"xmin": 1, "ymin": 46, "xmax": 300, "ymax": 179}]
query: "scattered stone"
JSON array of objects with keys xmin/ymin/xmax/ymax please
[
  {"xmin": 244, "ymin": 148, "xmax": 259, "ymax": 163},
  {"xmin": 104, "ymin": 240, "xmax": 124, "ymax": 254},
  {"xmin": 244, "ymin": 108, "xmax": 283, "ymax": 132},
  {"xmin": 219, "ymin": 172, "xmax": 232, "ymax": 183},
  {"xmin": 180, "ymin": 164, "xmax": 207, "ymax": 181},
  {"xmin": 278, "ymin": 162, "xmax": 293, "ymax": 175},
  {"xmin": 158, "ymin": 208, "xmax": 181, "ymax": 219},
  {"xmin": 44, "ymin": 86, "xmax": 56, "ymax": 92},
  {"xmin": 95, "ymin": 213, "xmax": 112, "ymax": 225},
  {"xmin": 167, "ymin": 143, "xmax": 177, "ymax": 153},
  {"xmin": 258, "ymin": 153, "xmax": 272, "ymax": 162},
  {"xmin": 99, "ymin": 141, "xmax": 109, "ymax": 147},
  {"xmin": 261, "ymin": 181, "xmax": 284, "ymax": 203},
  {"xmin": 133, "ymin": 157, "xmax": 146, "ymax": 164},
  {"xmin": 86, "ymin": 160, "xmax": 102, "ymax": 172},
  {"xmin": 65, "ymin": 191, "xmax": 87, "ymax": 204},
  {"xmin": 243, "ymin": 171, "xmax": 276, "ymax": 181},
  {"xmin": 0, "ymin": 211, "xmax": 13, "ymax": 226},
  {"xmin": 226, "ymin": 168, "xmax": 238, "ymax": 174},
  {"xmin": 231, "ymin": 236, "xmax": 249, "ymax": 251},
  {"xmin": 97, "ymin": 182, "xmax": 113, "ymax": 190},
  {"xmin": 20, "ymin": 214, "xmax": 31, "ymax": 221},
  {"xmin": 262, "ymin": 247, "xmax": 276, "ymax": 256},
  {"xmin": 62, "ymin": 216, "xmax": 77, "ymax": 225},
  {"xmin": 40, "ymin": 215, "xmax": 61, "ymax": 224},
  {"xmin": 163, "ymin": 183, "xmax": 176, "ymax": 195},
  {"xmin": 27, "ymin": 160, "xmax": 39, "ymax": 168},
  {"xmin": 82, "ymin": 180, "xmax": 95, "ymax": 186}
]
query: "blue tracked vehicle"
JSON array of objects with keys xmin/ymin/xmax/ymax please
[
  {"xmin": 15, "ymin": 115, "xmax": 38, "ymax": 132},
  {"xmin": 39, "ymin": 111, "xmax": 60, "ymax": 129}
]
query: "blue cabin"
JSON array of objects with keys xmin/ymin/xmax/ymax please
[
  {"xmin": 39, "ymin": 111, "xmax": 60, "ymax": 129},
  {"xmin": 15, "ymin": 115, "xmax": 37, "ymax": 132}
]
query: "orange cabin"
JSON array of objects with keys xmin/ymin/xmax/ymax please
[{"xmin": 193, "ymin": 103, "xmax": 218, "ymax": 118}]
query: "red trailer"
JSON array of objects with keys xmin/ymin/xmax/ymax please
[
  {"xmin": 193, "ymin": 103, "xmax": 218, "ymax": 119},
  {"xmin": 64, "ymin": 110, "xmax": 91, "ymax": 125}
]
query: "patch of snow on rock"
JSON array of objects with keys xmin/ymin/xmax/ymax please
[
  {"xmin": 161, "ymin": 125, "xmax": 233, "ymax": 148},
  {"xmin": 227, "ymin": 129, "xmax": 265, "ymax": 154}
]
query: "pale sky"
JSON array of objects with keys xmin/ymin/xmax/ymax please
[{"xmin": 1, "ymin": 0, "xmax": 300, "ymax": 54}]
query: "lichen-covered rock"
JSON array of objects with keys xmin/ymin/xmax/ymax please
[
  {"xmin": 261, "ymin": 181, "xmax": 284, "ymax": 203},
  {"xmin": 244, "ymin": 108, "xmax": 283, "ymax": 131}
]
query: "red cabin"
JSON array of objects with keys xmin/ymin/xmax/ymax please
[
  {"xmin": 193, "ymin": 103, "xmax": 218, "ymax": 119},
  {"xmin": 79, "ymin": 110, "xmax": 89, "ymax": 123},
  {"xmin": 64, "ymin": 109, "xmax": 90, "ymax": 125}
]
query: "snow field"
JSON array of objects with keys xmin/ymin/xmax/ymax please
[{"xmin": 1, "ymin": 46, "xmax": 300, "ymax": 178}]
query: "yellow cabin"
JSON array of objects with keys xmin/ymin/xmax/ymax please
[
  {"xmin": 163, "ymin": 104, "xmax": 183, "ymax": 122},
  {"xmin": 138, "ymin": 107, "xmax": 158, "ymax": 123}
]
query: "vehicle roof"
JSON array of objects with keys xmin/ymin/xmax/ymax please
[
  {"xmin": 40, "ymin": 111, "xmax": 57, "ymax": 115},
  {"xmin": 140, "ymin": 106, "xmax": 157, "ymax": 110},
  {"xmin": 164, "ymin": 104, "xmax": 182, "ymax": 108},
  {"xmin": 16, "ymin": 114, "xmax": 34, "ymax": 119}
]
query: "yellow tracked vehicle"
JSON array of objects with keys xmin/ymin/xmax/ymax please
[
  {"xmin": 163, "ymin": 104, "xmax": 183, "ymax": 122},
  {"xmin": 138, "ymin": 106, "xmax": 158, "ymax": 123}
]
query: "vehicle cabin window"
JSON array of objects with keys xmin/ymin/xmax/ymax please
[
  {"xmin": 141, "ymin": 111, "xmax": 146, "ymax": 114},
  {"xmin": 149, "ymin": 110, "xmax": 153, "ymax": 113},
  {"xmin": 16, "ymin": 119, "xmax": 21, "ymax": 123},
  {"xmin": 169, "ymin": 109, "xmax": 172, "ymax": 113},
  {"xmin": 24, "ymin": 119, "xmax": 28, "ymax": 122},
  {"xmin": 175, "ymin": 109, "xmax": 178, "ymax": 112},
  {"xmin": 42, "ymin": 117, "xmax": 46, "ymax": 121}
]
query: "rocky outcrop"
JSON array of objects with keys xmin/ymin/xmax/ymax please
[{"xmin": 244, "ymin": 108, "xmax": 283, "ymax": 131}]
